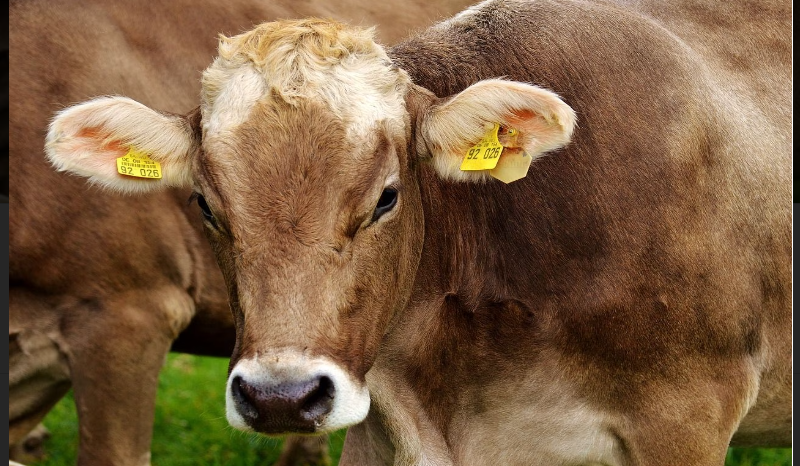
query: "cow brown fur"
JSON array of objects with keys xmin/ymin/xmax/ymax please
[
  {"xmin": 9, "ymin": 0, "xmax": 475, "ymax": 464},
  {"xmin": 40, "ymin": 0, "xmax": 791, "ymax": 465}
]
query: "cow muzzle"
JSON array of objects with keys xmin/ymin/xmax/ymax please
[{"xmin": 225, "ymin": 352, "xmax": 370, "ymax": 435}]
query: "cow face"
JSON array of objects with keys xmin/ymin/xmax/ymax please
[{"xmin": 44, "ymin": 19, "xmax": 575, "ymax": 435}]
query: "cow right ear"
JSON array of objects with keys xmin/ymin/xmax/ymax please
[{"xmin": 45, "ymin": 96, "xmax": 197, "ymax": 194}]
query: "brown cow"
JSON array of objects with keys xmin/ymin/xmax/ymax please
[
  {"xmin": 43, "ymin": 0, "xmax": 791, "ymax": 464},
  {"xmin": 9, "ymin": 0, "xmax": 473, "ymax": 464}
]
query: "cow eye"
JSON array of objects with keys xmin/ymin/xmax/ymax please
[
  {"xmin": 193, "ymin": 193, "xmax": 218, "ymax": 228},
  {"xmin": 371, "ymin": 187, "xmax": 398, "ymax": 222}
]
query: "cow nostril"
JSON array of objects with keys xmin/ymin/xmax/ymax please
[
  {"xmin": 231, "ymin": 373, "xmax": 337, "ymax": 432},
  {"xmin": 231, "ymin": 375, "xmax": 259, "ymax": 420},
  {"xmin": 300, "ymin": 376, "xmax": 335, "ymax": 422}
]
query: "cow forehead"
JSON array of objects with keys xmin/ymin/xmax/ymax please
[{"xmin": 199, "ymin": 19, "xmax": 411, "ymax": 143}]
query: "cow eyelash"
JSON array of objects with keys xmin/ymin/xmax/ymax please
[
  {"xmin": 189, "ymin": 192, "xmax": 218, "ymax": 229},
  {"xmin": 371, "ymin": 187, "xmax": 398, "ymax": 223}
]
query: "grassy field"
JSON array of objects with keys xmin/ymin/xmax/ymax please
[{"xmin": 30, "ymin": 354, "xmax": 791, "ymax": 466}]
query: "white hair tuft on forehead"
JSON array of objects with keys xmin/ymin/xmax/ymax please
[{"xmin": 200, "ymin": 18, "xmax": 411, "ymax": 140}]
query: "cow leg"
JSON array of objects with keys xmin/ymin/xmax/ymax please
[
  {"xmin": 62, "ymin": 289, "xmax": 194, "ymax": 466},
  {"xmin": 9, "ymin": 424, "xmax": 50, "ymax": 464},
  {"xmin": 9, "ymin": 291, "xmax": 72, "ymax": 460},
  {"xmin": 622, "ymin": 365, "xmax": 757, "ymax": 466},
  {"xmin": 627, "ymin": 421, "xmax": 732, "ymax": 466},
  {"xmin": 9, "ymin": 329, "xmax": 70, "ymax": 448}
]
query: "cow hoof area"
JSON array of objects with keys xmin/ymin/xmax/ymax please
[{"xmin": 9, "ymin": 424, "xmax": 51, "ymax": 465}]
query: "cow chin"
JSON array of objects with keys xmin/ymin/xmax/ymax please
[{"xmin": 225, "ymin": 351, "xmax": 371, "ymax": 435}]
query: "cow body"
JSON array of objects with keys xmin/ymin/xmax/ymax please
[
  {"xmin": 43, "ymin": 0, "xmax": 791, "ymax": 465},
  {"xmin": 9, "ymin": 0, "xmax": 473, "ymax": 464},
  {"xmin": 366, "ymin": 1, "xmax": 792, "ymax": 463}
]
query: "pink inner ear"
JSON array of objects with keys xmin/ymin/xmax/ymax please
[
  {"xmin": 70, "ymin": 127, "xmax": 130, "ymax": 177},
  {"xmin": 502, "ymin": 110, "xmax": 539, "ymax": 148},
  {"xmin": 511, "ymin": 109, "xmax": 537, "ymax": 121},
  {"xmin": 509, "ymin": 109, "xmax": 543, "ymax": 132},
  {"xmin": 497, "ymin": 125, "xmax": 522, "ymax": 148},
  {"xmin": 76, "ymin": 127, "xmax": 103, "ymax": 139},
  {"xmin": 507, "ymin": 109, "xmax": 564, "ymax": 150},
  {"xmin": 76, "ymin": 127, "xmax": 126, "ymax": 152},
  {"xmin": 80, "ymin": 127, "xmax": 128, "ymax": 155}
]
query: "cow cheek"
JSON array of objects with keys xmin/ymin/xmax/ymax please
[
  {"xmin": 205, "ymin": 237, "xmax": 246, "ymax": 361},
  {"xmin": 345, "ymin": 207, "xmax": 424, "ymax": 377}
]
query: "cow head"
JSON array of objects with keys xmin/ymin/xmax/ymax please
[{"xmin": 45, "ymin": 19, "xmax": 575, "ymax": 435}]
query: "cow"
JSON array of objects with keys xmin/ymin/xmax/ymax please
[
  {"xmin": 9, "ymin": 0, "xmax": 474, "ymax": 464},
  {"xmin": 42, "ymin": 0, "xmax": 791, "ymax": 464}
]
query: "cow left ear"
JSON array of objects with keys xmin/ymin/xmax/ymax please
[{"xmin": 414, "ymin": 79, "xmax": 576, "ymax": 182}]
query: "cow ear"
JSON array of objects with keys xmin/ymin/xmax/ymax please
[
  {"xmin": 415, "ymin": 79, "xmax": 576, "ymax": 182},
  {"xmin": 45, "ymin": 96, "xmax": 197, "ymax": 194}
]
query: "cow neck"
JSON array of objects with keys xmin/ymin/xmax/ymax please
[
  {"xmin": 372, "ymin": 168, "xmax": 545, "ymax": 450},
  {"xmin": 415, "ymin": 167, "xmax": 520, "ymax": 313}
]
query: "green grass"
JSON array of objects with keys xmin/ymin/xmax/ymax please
[
  {"xmin": 32, "ymin": 354, "xmax": 345, "ymax": 466},
  {"xmin": 31, "ymin": 354, "xmax": 791, "ymax": 465}
]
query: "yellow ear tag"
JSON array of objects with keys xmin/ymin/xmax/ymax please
[
  {"xmin": 489, "ymin": 148, "xmax": 533, "ymax": 183},
  {"xmin": 460, "ymin": 123, "xmax": 504, "ymax": 171},
  {"xmin": 116, "ymin": 148, "xmax": 162, "ymax": 179}
]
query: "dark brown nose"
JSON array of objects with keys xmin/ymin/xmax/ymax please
[{"xmin": 231, "ymin": 375, "xmax": 335, "ymax": 434}]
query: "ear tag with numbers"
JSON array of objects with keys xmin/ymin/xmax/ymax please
[
  {"xmin": 116, "ymin": 147, "xmax": 163, "ymax": 179},
  {"xmin": 460, "ymin": 123, "xmax": 504, "ymax": 171}
]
